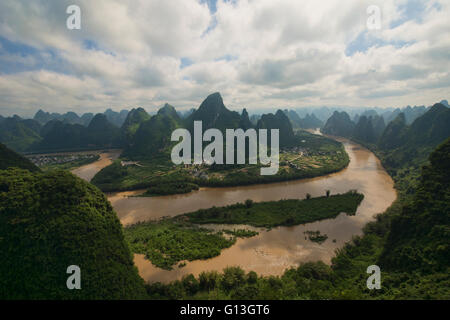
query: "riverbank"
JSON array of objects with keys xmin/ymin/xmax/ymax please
[
  {"xmin": 69, "ymin": 136, "xmax": 396, "ymax": 283},
  {"xmin": 71, "ymin": 150, "xmax": 121, "ymax": 181},
  {"xmin": 124, "ymin": 192, "xmax": 364, "ymax": 270},
  {"xmin": 116, "ymin": 139, "xmax": 396, "ymax": 283},
  {"xmin": 91, "ymin": 130, "xmax": 350, "ymax": 195}
]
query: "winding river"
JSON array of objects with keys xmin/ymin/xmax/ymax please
[{"xmin": 72, "ymin": 135, "xmax": 396, "ymax": 283}]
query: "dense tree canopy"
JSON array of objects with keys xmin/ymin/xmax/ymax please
[{"xmin": 0, "ymin": 169, "xmax": 146, "ymax": 299}]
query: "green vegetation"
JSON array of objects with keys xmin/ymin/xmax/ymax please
[
  {"xmin": 92, "ymin": 130, "xmax": 349, "ymax": 194},
  {"xmin": 0, "ymin": 117, "xmax": 42, "ymax": 152},
  {"xmin": 124, "ymin": 192, "xmax": 361, "ymax": 270},
  {"xmin": 352, "ymin": 115, "xmax": 385, "ymax": 144},
  {"xmin": 142, "ymin": 181, "xmax": 199, "ymax": 196},
  {"xmin": 121, "ymin": 112, "xmax": 182, "ymax": 160},
  {"xmin": 89, "ymin": 92, "xmax": 349, "ymax": 195},
  {"xmin": 185, "ymin": 92, "xmax": 242, "ymax": 133},
  {"xmin": 0, "ymin": 110, "xmax": 131, "ymax": 153},
  {"xmin": 142, "ymin": 108, "xmax": 450, "ymax": 300},
  {"xmin": 120, "ymin": 107, "xmax": 151, "ymax": 146},
  {"xmin": 0, "ymin": 169, "xmax": 146, "ymax": 299},
  {"xmin": 124, "ymin": 219, "xmax": 236, "ymax": 270},
  {"xmin": 0, "ymin": 143, "xmax": 39, "ymax": 172},
  {"xmin": 184, "ymin": 191, "xmax": 363, "ymax": 228},
  {"xmin": 223, "ymin": 229, "xmax": 259, "ymax": 238},
  {"xmin": 34, "ymin": 114, "xmax": 121, "ymax": 152},
  {"xmin": 1, "ymin": 98, "xmax": 448, "ymax": 300},
  {"xmin": 321, "ymin": 111, "xmax": 355, "ymax": 137},
  {"xmin": 256, "ymin": 110, "xmax": 296, "ymax": 147},
  {"xmin": 304, "ymin": 231, "xmax": 328, "ymax": 244}
]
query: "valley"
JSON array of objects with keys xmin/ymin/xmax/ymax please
[
  {"xmin": 1, "ymin": 95, "xmax": 448, "ymax": 300},
  {"xmin": 70, "ymin": 135, "xmax": 396, "ymax": 283}
]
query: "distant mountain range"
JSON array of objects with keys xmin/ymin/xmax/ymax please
[
  {"xmin": 0, "ymin": 95, "xmax": 447, "ymax": 155},
  {"xmin": 33, "ymin": 108, "xmax": 128, "ymax": 127},
  {"xmin": 124, "ymin": 92, "xmax": 297, "ymax": 160},
  {"xmin": 0, "ymin": 109, "xmax": 130, "ymax": 152},
  {"xmin": 321, "ymin": 103, "xmax": 449, "ymax": 150},
  {"xmin": 283, "ymin": 110, "xmax": 323, "ymax": 129}
]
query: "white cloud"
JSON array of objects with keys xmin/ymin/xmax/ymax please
[{"xmin": 0, "ymin": 0, "xmax": 449, "ymax": 117}]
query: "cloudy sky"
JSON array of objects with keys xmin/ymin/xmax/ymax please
[{"xmin": 0, "ymin": 0, "xmax": 449, "ymax": 117}]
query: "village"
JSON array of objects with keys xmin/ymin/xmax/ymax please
[{"xmin": 27, "ymin": 153, "xmax": 99, "ymax": 167}]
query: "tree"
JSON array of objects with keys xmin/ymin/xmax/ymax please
[
  {"xmin": 221, "ymin": 266, "xmax": 246, "ymax": 292},
  {"xmin": 182, "ymin": 274, "xmax": 199, "ymax": 295},
  {"xmin": 199, "ymin": 271, "xmax": 220, "ymax": 291},
  {"xmin": 247, "ymin": 271, "xmax": 258, "ymax": 284},
  {"xmin": 326, "ymin": 190, "xmax": 330, "ymax": 197},
  {"xmin": 306, "ymin": 193, "xmax": 311, "ymax": 200}
]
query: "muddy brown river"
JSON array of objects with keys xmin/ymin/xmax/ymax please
[
  {"xmin": 73, "ymin": 136, "xmax": 396, "ymax": 283},
  {"xmin": 71, "ymin": 150, "xmax": 121, "ymax": 181}
]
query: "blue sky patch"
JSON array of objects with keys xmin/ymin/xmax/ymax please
[
  {"xmin": 180, "ymin": 57, "xmax": 194, "ymax": 68},
  {"xmin": 345, "ymin": 31, "xmax": 414, "ymax": 56},
  {"xmin": 390, "ymin": 0, "xmax": 428, "ymax": 28}
]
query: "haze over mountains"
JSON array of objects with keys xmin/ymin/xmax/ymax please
[
  {"xmin": 321, "ymin": 102, "xmax": 450, "ymax": 153},
  {"xmin": 0, "ymin": 93, "xmax": 447, "ymax": 155}
]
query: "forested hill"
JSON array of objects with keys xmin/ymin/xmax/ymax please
[
  {"xmin": 143, "ymin": 136, "xmax": 450, "ymax": 300},
  {"xmin": 33, "ymin": 114, "xmax": 121, "ymax": 152},
  {"xmin": 0, "ymin": 169, "xmax": 147, "ymax": 299},
  {"xmin": 123, "ymin": 92, "xmax": 298, "ymax": 159},
  {"xmin": 380, "ymin": 138, "xmax": 450, "ymax": 273},
  {"xmin": 320, "ymin": 103, "xmax": 450, "ymax": 173},
  {"xmin": 377, "ymin": 103, "xmax": 450, "ymax": 182},
  {"xmin": 283, "ymin": 110, "xmax": 324, "ymax": 129},
  {"xmin": 321, "ymin": 111, "xmax": 355, "ymax": 137},
  {"xmin": 120, "ymin": 107, "xmax": 151, "ymax": 147},
  {"xmin": 186, "ymin": 92, "xmax": 242, "ymax": 131},
  {"xmin": 0, "ymin": 143, "xmax": 39, "ymax": 172},
  {"xmin": 0, "ymin": 116, "xmax": 42, "ymax": 152}
]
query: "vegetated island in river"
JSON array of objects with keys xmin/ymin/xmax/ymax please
[
  {"xmin": 92, "ymin": 130, "xmax": 350, "ymax": 196},
  {"xmin": 123, "ymin": 191, "xmax": 364, "ymax": 270}
]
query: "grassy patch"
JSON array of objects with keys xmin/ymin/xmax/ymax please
[
  {"xmin": 124, "ymin": 191, "xmax": 363, "ymax": 270},
  {"xmin": 124, "ymin": 219, "xmax": 236, "ymax": 270},
  {"xmin": 91, "ymin": 131, "xmax": 350, "ymax": 194},
  {"xmin": 184, "ymin": 191, "xmax": 364, "ymax": 228},
  {"xmin": 304, "ymin": 230, "xmax": 328, "ymax": 244},
  {"xmin": 222, "ymin": 229, "xmax": 259, "ymax": 238}
]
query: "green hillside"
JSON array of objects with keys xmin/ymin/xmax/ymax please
[
  {"xmin": 0, "ymin": 169, "xmax": 147, "ymax": 299},
  {"xmin": 321, "ymin": 111, "xmax": 355, "ymax": 137},
  {"xmin": 144, "ymin": 133, "xmax": 450, "ymax": 300},
  {"xmin": 34, "ymin": 114, "xmax": 121, "ymax": 152},
  {"xmin": 0, "ymin": 117, "xmax": 42, "ymax": 152},
  {"xmin": 122, "ymin": 112, "xmax": 182, "ymax": 160},
  {"xmin": 186, "ymin": 92, "xmax": 241, "ymax": 131},
  {"xmin": 0, "ymin": 143, "xmax": 39, "ymax": 172},
  {"xmin": 256, "ymin": 110, "xmax": 296, "ymax": 147},
  {"xmin": 120, "ymin": 107, "xmax": 151, "ymax": 145}
]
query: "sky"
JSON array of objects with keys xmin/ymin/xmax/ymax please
[{"xmin": 0, "ymin": 0, "xmax": 449, "ymax": 117}]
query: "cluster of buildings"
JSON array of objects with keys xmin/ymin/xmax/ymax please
[{"xmin": 28, "ymin": 153, "xmax": 97, "ymax": 167}]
